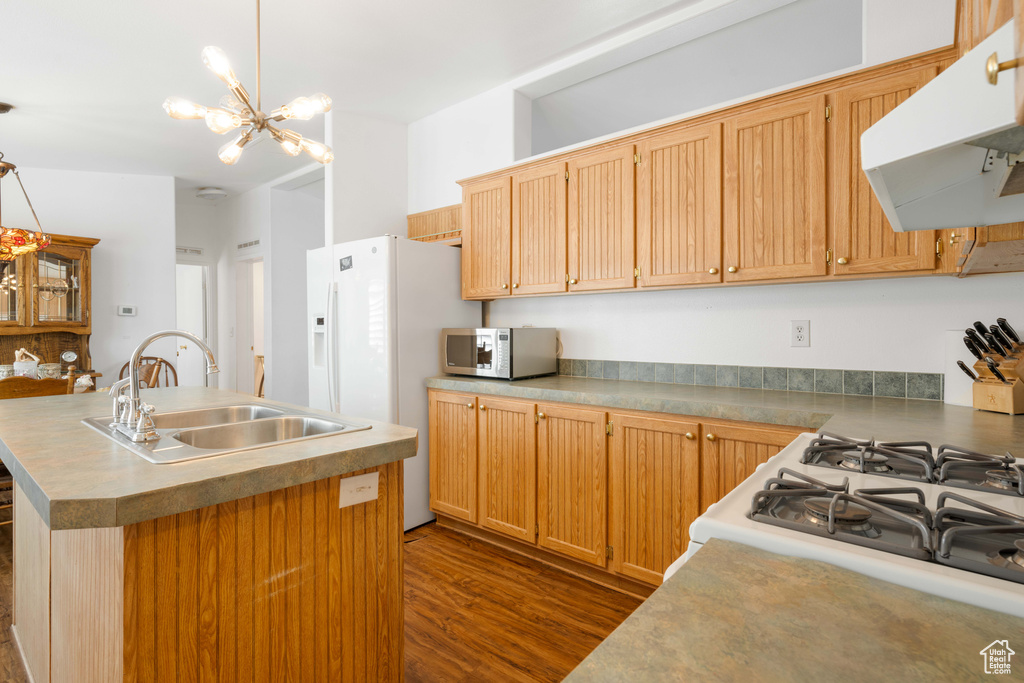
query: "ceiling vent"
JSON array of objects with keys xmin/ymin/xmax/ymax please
[
  {"xmin": 176, "ymin": 246, "xmax": 204, "ymax": 256},
  {"xmin": 237, "ymin": 239, "xmax": 260, "ymax": 250},
  {"xmin": 196, "ymin": 187, "xmax": 227, "ymax": 200}
]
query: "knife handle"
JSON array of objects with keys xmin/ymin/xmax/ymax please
[
  {"xmin": 973, "ymin": 321, "xmax": 991, "ymax": 337},
  {"xmin": 957, "ymin": 360, "xmax": 978, "ymax": 382},
  {"xmin": 991, "ymin": 325, "xmax": 1016, "ymax": 353},
  {"xmin": 963, "ymin": 336, "xmax": 984, "ymax": 360},
  {"xmin": 985, "ymin": 333, "xmax": 1009, "ymax": 357},
  {"xmin": 966, "ymin": 328, "xmax": 991, "ymax": 353},
  {"xmin": 987, "ymin": 358, "xmax": 1010, "ymax": 384},
  {"xmin": 998, "ymin": 317, "xmax": 1021, "ymax": 344}
]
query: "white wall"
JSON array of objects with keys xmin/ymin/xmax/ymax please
[
  {"xmin": 328, "ymin": 112, "xmax": 408, "ymax": 242},
  {"xmin": 267, "ymin": 187, "xmax": 325, "ymax": 405},
  {"xmin": 489, "ymin": 274, "xmax": 1024, "ymax": 374},
  {"xmin": 2, "ymin": 167, "xmax": 177, "ymax": 380}
]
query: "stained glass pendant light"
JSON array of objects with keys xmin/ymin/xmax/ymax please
[
  {"xmin": 163, "ymin": 0, "xmax": 334, "ymax": 166},
  {"xmin": 0, "ymin": 151, "xmax": 51, "ymax": 273}
]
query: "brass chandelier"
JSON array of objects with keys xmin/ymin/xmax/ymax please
[
  {"xmin": 0, "ymin": 151, "xmax": 51, "ymax": 273},
  {"xmin": 163, "ymin": 0, "xmax": 333, "ymax": 166}
]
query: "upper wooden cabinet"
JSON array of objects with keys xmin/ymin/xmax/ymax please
[
  {"xmin": 636, "ymin": 123, "xmax": 723, "ymax": 287},
  {"xmin": 608, "ymin": 413, "xmax": 701, "ymax": 585},
  {"xmin": 536, "ymin": 404, "xmax": 609, "ymax": 567},
  {"xmin": 831, "ymin": 68, "xmax": 940, "ymax": 276},
  {"xmin": 512, "ymin": 162, "xmax": 567, "ymax": 295},
  {"xmin": 428, "ymin": 390, "xmax": 479, "ymax": 523},
  {"xmin": 723, "ymin": 94, "xmax": 827, "ymax": 282},
  {"xmin": 461, "ymin": 177, "xmax": 511, "ymax": 299},
  {"xmin": 478, "ymin": 397, "xmax": 537, "ymax": 542},
  {"xmin": 568, "ymin": 146, "xmax": 636, "ymax": 292}
]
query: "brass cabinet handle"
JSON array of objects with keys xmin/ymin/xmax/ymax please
[
  {"xmin": 537, "ymin": 412, "xmax": 546, "ymax": 419},
  {"xmin": 466, "ymin": 403, "xmax": 474, "ymax": 409},
  {"xmin": 569, "ymin": 278, "xmax": 578, "ymax": 285},
  {"xmin": 685, "ymin": 432, "xmax": 695, "ymax": 440},
  {"xmin": 501, "ymin": 284, "xmax": 508, "ymax": 289},
  {"xmin": 727, "ymin": 266, "xmax": 738, "ymax": 274},
  {"xmin": 479, "ymin": 405, "xmax": 487, "ymax": 411},
  {"xmin": 987, "ymin": 52, "xmax": 1021, "ymax": 85},
  {"xmin": 512, "ymin": 283, "xmax": 519, "ymax": 289},
  {"xmin": 706, "ymin": 433, "xmax": 717, "ymax": 441},
  {"xmin": 708, "ymin": 268, "xmax": 719, "ymax": 275},
  {"xmin": 837, "ymin": 257, "xmax": 849, "ymax": 265}
]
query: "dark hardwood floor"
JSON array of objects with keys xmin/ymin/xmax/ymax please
[
  {"xmin": 404, "ymin": 523, "xmax": 642, "ymax": 682},
  {"xmin": 0, "ymin": 521, "xmax": 640, "ymax": 683}
]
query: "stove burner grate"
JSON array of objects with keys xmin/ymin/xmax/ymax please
[{"xmin": 801, "ymin": 497, "xmax": 880, "ymax": 537}]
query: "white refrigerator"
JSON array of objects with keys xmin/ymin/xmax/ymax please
[{"xmin": 307, "ymin": 235, "xmax": 478, "ymax": 530}]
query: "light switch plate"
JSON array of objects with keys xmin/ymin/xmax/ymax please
[{"xmin": 339, "ymin": 472, "xmax": 379, "ymax": 508}]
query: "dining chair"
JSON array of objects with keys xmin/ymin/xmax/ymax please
[{"xmin": 119, "ymin": 356, "xmax": 178, "ymax": 389}]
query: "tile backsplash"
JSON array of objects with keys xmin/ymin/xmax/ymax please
[{"xmin": 556, "ymin": 359, "xmax": 943, "ymax": 400}]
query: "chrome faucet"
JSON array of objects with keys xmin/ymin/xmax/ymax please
[{"xmin": 112, "ymin": 330, "xmax": 219, "ymax": 442}]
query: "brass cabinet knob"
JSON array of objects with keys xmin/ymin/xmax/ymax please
[
  {"xmin": 685, "ymin": 432, "xmax": 695, "ymax": 440},
  {"xmin": 479, "ymin": 405, "xmax": 487, "ymax": 411},
  {"xmin": 501, "ymin": 284, "xmax": 508, "ymax": 289},
  {"xmin": 512, "ymin": 283, "xmax": 519, "ymax": 289},
  {"xmin": 837, "ymin": 257, "xmax": 849, "ymax": 265},
  {"xmin": 727, "ymin": 266, "xmax": 738, "ymax": 274},
  {"xmin": 569, "ymin": 278, "xmax": 578, "ymax": 285},
  {"xmin": 537, "ymin": 412, "xmax": 546, "ymax": 419},
  {"xmin": 708, "ymin": 268, "xmax": 719, "ymax": 275},
  {"xmin": 706, "ymin": 433, "xmax": 717, "ymax": 441},
  {"xmin": 466, "ymin": 403, "xmax": 474, "ymax": 409}
]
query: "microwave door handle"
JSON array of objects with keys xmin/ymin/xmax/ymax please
[{"xmin": 326, "ymin": 282, "xmax": 337, "ymax": 413}]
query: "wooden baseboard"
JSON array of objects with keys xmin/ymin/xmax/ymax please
[
  {"xmin": 10, "ymin": 626, "xmax": 37, "ymax": 683},
  {"xmin": 436, "ymin": 515, "xmax": 655, "ymax": 600}
]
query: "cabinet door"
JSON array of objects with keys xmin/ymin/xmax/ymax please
[
  {"xmin": 478, "ymin": 397, "xmax": 536, "ymax": 542},
  {"xmin": 0, "ymin": 256, "xmax": 28, "ymax": 329},
  {"xmin": 637, "ymin": 123, "xmax": 723, "ymax": 287},
  {"xmin": 609, "ymin": 414, "xmax": 700, "ymax": 585},
  {"xmin": 536, "ymin": 404, "xmax": 608, "ymax": 566},
  {"xmin": 428, "ymin": 391, "xmax": 479, "ymax": 523},
  {"xmin": 568, "ymin": 146, "xmax": 636, "ymax": 292},
  {"xmin": 723, "ymin": 95, "xmax": 827, "ymax": 281},
  {"xmin": 512, "ymin": 162, "xmax": 567, "ymax": 295},
  {"xmin": 832, "ymin": 68, "xmax": 939, "ymax": 275},
  {"xmin": 461, "ymin": 177, "xmax": 511, "ymax": 299},
  {"xmin": 31, "ymin": 244, "xmax": 90, "ymax": 329},
  {"xmin": 700, "ymin": 422, "xmax": 799, "ymax": 512}
]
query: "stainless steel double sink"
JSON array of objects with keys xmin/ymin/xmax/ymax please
[{"xmin": 83, "ymin": 404, "xmax": 371, "ymax": 464}]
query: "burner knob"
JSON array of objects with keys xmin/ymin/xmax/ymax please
[
  {"xmin": 706, "ymin": 433, "xmax": 717, "ymax": 442},
  {"xmin": 685, "ymin": 432, "xmax": 695, "ymax": 440}
]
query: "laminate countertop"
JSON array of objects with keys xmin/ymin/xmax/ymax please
[
  {"xmin": 0, "ymin": 387, "xmax": 417, "ymax": 530},
  {"xmin": 566, "ymin": 538, "xmax": 1024, "ymax": 682},
  {"xmin": 426, "ymin": 375, "xmax": 1024, "ymax": 453}
]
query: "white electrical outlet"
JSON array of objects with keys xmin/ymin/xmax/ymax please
[{"xmin": 791, "ymin": 320, "xmax": 810, "ymax": 347}]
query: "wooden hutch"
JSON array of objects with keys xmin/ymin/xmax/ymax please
[{"xmin": 0, "ymin": 234, "xmax": 100, "ymax": 371}]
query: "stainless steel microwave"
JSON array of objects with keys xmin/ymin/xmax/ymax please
[{"xmin": 441, "ymin": 328, "xmax": 557, "ymax": 379}]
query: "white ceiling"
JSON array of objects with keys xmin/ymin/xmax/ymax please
[{"xmin": 0, "ymin": 0, "xmax": 698, "ymax": 193}]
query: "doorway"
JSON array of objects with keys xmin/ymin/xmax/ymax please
[
  {"xmin": 235, "ymin": 257, "xmax": 265, "ymax": 397},
  {"xmin": 174, "ymin": 262, "xmax": 212, "ymax": 387}
]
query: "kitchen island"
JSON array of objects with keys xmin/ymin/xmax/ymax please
[{"xmin": 0, "ymin": 387, "xmax": 417, "ymax": 683}]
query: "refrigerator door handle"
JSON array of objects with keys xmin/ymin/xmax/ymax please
[{"xmin": 326, "ymin": 282, "xmax": 338, "ymax": 413}]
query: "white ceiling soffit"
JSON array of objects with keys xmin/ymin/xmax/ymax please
[
  {"xmin": 515, "ymin": 0, "xmax": 798, "ymax": 99},
  {"xmin": 0, "ymin": 0, "xmax": 702, "ymax": 193}
]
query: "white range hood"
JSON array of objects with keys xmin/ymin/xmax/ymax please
[{"xmin": 862, "ymin": 20, "xmax": 1024, "ymax": 232}]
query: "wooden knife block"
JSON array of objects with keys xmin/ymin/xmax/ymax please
[{"xmin": 972, "ymin": 354, "xmax": 1024, "ymax": 415}]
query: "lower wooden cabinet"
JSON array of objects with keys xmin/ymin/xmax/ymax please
[
  {"xmin": 537, "ymin": 405, "xmax": 609, "ymax": 567},
  {"xmin": 428, "ymin": 391, "xmax": 479, "ymax": 523},
  {"xmin": 608, "ymin": 413, "xmax": 701, "ymax": 585},
  {"xmin": 478, "ymin": 397, "xmax": 536, "ymax": 542},
  {"xmin": 427, "ymin": 389, "xmax": 802, "ymax": 587},
  {"xmin": 700, "ymin": 421, "xmax": 798, "ymax": 512}
]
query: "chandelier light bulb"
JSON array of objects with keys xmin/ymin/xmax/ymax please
[
  {"xmin": 301, "ymin": 139, "xmax": 334, "ymax": 164},
  {"xmin": 218, "ymin": 130, "xmax": 253, "ymax": 165},
  {"xmin": 278, "ymin": 138, "xmax": 302, "ymax": 156},
  {"xmin": 201, "ymin": 46, "xmax": 238, "ymax": 87},
  {"xmin": 204, "ymin": 107, "xmax": 243, "ymax": 134},
  {"xmin": 162, "ymin": 97, "xmax": 207, "ymax": 120},
  {"xmin": 219, "ymin": 94, "xmax": 248, "ymax": 113},
  {"xmin": 279, "ymin": 96, "xmax": 315, "ymax": 120},
  {"xmin": 310, "ymin": 93, "xmax": 332, "ymax": 114}
]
